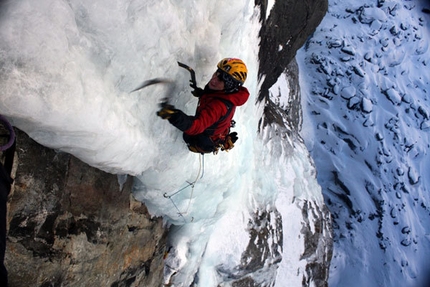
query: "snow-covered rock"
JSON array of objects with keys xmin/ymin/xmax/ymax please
[{"xmin": 298, "ymin": 0, "xmax": 430, "ymax": 286}]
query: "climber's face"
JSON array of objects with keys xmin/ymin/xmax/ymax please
[{"xmin": 208, "ymin": 71, "xmax": 225, "ymax": 91}]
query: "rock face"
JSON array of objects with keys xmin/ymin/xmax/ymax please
[
  {"xmin": 5, "ymin": 130, "xmax": 167, "ymax": 287},
  {"xmin": 255, "ymin": 1, "xmax": 332, "ymax": 286},
  {"xmin": 255, "ymin": 0, "xmax": 329, "ymax": 102}
]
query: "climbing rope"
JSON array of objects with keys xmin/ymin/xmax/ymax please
[{"xmin": 163, "ymin": 154, "xmax": 205, "ymax": 223}]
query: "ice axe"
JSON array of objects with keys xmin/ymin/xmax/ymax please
[
  {"xmin": 129, "ymin": 78, "xmax": 173, "ymax": 93},
  {"xmin": 177, "ymin": 61, "xmax": 198, "ymax": 91},
  {"xmin": 129, "ymin": 77, "xmax": 176, "ymax": 105}
]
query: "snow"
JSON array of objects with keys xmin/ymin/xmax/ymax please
[
  {"xmin": 269, "ymin": 73, "xmax": 291, "ymax": 110},
  {"xmin": 298, "ymin": 0, "xmax": 430, "ymax": 286},
  {"xmin": 266, "ymin": 0, "xmax": 276, "ymax": 20},
  {"xmin": 0, "ymin": 0, "xmax": 325, "ymax": 286}
]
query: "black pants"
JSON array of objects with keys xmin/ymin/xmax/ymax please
[{"xmin": 183, "ymin": 134, "xmax": 215, "ymax": 154}]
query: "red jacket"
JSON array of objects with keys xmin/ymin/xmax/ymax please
[{"xmin": 185, "ymin": 87, "xmax": 250, "ymax": 139}]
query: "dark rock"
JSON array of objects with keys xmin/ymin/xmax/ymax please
[
  {"xmin": 217, "ymin": 208, "xmax": 283, "ymax": 285},
  {"xmin": 300, "ymin": 201, "xmax": 332, "ymax": 287},
  {"xmin": 255, "ymin": 0, "xmax": 329, "ymax": 102},
  {"xmin": 5, "ymin": 129, "xmax": 168, "ymax": 286}
]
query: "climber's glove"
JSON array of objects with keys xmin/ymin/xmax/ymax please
[
  {"xmin": 157, "ymin": 102, "xmax": 193, "ymax": 132},
  {"xmin": 229, "ymin": 132, "xmax": 238, "ymax": 143},
  {"xmin": 191, "ymin": 87, "xmax": 204, "ymax": 98},
  {"xmin": 220, "ymin": 132, "xmax": 238, "ymax": 152},
  {"xmin": 157, "ymin": 103, "xmax": 178, "ymax": 120}
]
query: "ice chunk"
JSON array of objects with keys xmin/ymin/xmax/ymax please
[
  {"xmin": 370, "ymin": 20, "xmax": 383, "ymax": 33},
  {"xmin": 359, "ymin": 7, "xmax": 388, "ymax": 24},
  {"xmin": 383, "ymin": 88, "xmax": 402, "ymax": 105},
  {"xmin": 361, "ymin": 98, "xmax": 373, "ymax": 113},
  {"xmin": 348, "ymin": 96, "xmax": 361, "ymax": 109},
  {"xmin": 420, "ymin": 121, "xmax": 430, "ymax": 130},
  {"xmin": 341, "ymin": 86, "xmax": 356, "ymax": 99}
]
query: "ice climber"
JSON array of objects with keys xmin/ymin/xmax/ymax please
[{"xmin": 157, "ymin": 58, "xmax": 249, "ymax": 154}]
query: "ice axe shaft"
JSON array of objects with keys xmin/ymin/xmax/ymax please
[
  {"xmin": 177, "ymin": 61, "xmax": 198, "ymax": 90},
  {"xmin": 129, "ymin": 78, "xmax": 173, "ymax": 93}
]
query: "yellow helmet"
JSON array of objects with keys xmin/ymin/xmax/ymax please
[{"xmin": 217, "ymin": 58, "xmax": 247, "ymax": 84}]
